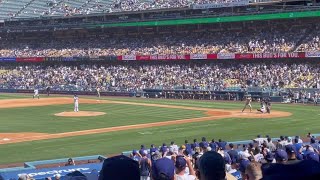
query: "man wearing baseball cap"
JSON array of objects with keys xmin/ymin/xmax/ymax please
[
  {"xmin": 174, "ymin": 155, "xmax": 196, "ymax": 180},
  {"xmin": 285, "ymin": 145, "xmax": 300, "ymax": 164},
  {"xmin": 306, "ymin": 152, "xmax": 319, "ymax": 162},
  {"xmin": 152, "ymin": 158, "xmax": 175, "ymax": 180},
  {"xmin": 275, "ymin": 149, "xmax": 288, "ymax": 164},
  {"xmin": 197, "ymin": 151, "xmax": 236, "ymax": 180},
  {"xmin": 99, "ymin": 155, "xmax": 140, "ymax": 180}
]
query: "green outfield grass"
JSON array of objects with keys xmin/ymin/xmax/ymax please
[{"xmin": 0, "ymin": 94, "xmax": 319, "ymax": 164}]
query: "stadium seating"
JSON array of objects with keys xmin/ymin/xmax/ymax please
[
  {"xmin": 0, "ymin": 0, "xmax": 252, "ymax": 20},
  {"xmin": 0, "ymin": 0, "xmax": 31, "ymax": 19},
  {"xmin": 0, "ymin": 63, "xmax": 319, "ymax": 92}
]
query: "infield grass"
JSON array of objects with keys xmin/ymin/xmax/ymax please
[{"xmin": 0, "ymin": 94, "xmax": 319, "ymax": 164}]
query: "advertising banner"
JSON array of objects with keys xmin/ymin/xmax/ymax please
[
  {"xmin": 122, "ymin": 55, "xmax": 136, "ymax": 61},
  {"xmin": 45, "ymin": 57, "xmax": 75, "ymax": 61},
  {"xmin": 16, "ymin": 57, "xmax": 44, "ymax": 62},
  {"xmin": 149, "ymin": 55, "xmax": 190, "ymax": 60},
  {"xmin": 252, "ymin": 52, "xmax": 305, "ymax": 59},
  {"xmin": 0, "ymin": 57, "xmax": 16, "ymax": 62},
  {"xmin": 305, "ymin": 52, "xmax": 320, "ymax": 58},
  {"xmin": 137, "ymin": 55, "xmax": 151, "ymax": 60},
  {"xmin": 190, "ymin": 54, "xmax": 207, "ymax": 60},
  {"xmin": 217, "ymin": 53, "xmax": 235, "ymax": 59},
  {"xmin": 235, "ymin": 53, "xmax": 253, "ymax": 59}
]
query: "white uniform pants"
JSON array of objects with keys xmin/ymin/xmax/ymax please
[{"xmin": 74, "ymin": 102, "xmax": 79, "ymax": 112}]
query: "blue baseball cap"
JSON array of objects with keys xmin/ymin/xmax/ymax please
[
  {"xmin": 152, "ymin": 158, "xmax": 174, "ymax": 179},
  {"xmin": 249, "ymin": 143, "xmax": 254, "ymax": 148},
  {"xmin": 99, "ymin": 155, "xmax": 140, "ymax": 180},
  {"xmin": 132, "ymin": 150, "xmax": 137, "ymax": 154},
  {"xmin": 306, "ymin": 152, "xmax": 319, "ymax": 162},
  {"xmin": 275, "ymin": 149, "xmax": 288, "ymax": 162},
  {"xmin": 175, "ymin": 156, "xmax": 187, "ymax": 169},
  {"xmin": 184, "ymin": 149, "xmax": 191, "ymax": 155},
  {"xmin": 285, "ymin": 145, "xmax": 296, "ymax": 154},
  {"xmin": 265, "ymin": 152, "xmax": 274, "ymax": 162}
]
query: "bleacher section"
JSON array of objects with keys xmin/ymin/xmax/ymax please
[
  {"xmin": 18, "ymin": 0, "xmax": 52, "ymax": 19},
  {"xmin": 0, "ymin": 0, "xmax": 31, "ymax": 20}
]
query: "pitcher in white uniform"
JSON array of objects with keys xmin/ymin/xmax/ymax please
[
  {"xmin": 96, "ymin": 87, "xmax": 101, "ymax": 98},
  {"xmin": 74, "ymin": 94, "xmax": 79, "ymax": 112},
  {"xmin": 33, "ymin": 89, "xmax": 39, "ymax": 99}
]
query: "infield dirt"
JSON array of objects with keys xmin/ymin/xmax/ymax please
[{"xmin": 0, "ymin": 98, "xmax": 291, "ymax": 145}]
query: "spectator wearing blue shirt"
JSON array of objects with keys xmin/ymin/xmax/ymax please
[
  {"xmin": 201, "ymin": 137, "xmax": 208, "ymax": 147},
  {"xmin": 184, "ymin": 140, "xmax": 192, "ymax": 152},
  {"xmin": 191, "ymin": 139, "xmax": 199, "ymax": 150},
  {"xmin": 150, "ymin": 144, "xmax": 158, "ymax": 154},
  {"xmin": 293, "ymin": 138, "xmax": 302, "ymax": 152},
  {"xmin": 218, "ymin": 139, "xmax": 227, "ymax": 150},
  {"xmin": 228, "ymin": 143, "xmax": 239, "ymax": 162},
  {"xmin": 209, "ymin": 139, "xmax": 218, "ymax": 152},
  {"xmin": 160, "ymin": 143, "xmax": 168, "ymax": 155}
]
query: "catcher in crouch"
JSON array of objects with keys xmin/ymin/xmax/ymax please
[{"xmin": 242, "ymin": 95, "xmax": 252, "ymax": 112}]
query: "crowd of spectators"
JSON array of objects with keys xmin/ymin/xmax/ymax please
[
  {"xmin": 0, "ymin": 22, "xmax": 315, "ymax": 57},
  {"xmin": 121, "ymin": 134, "xmax": 320, "ymax": 180},
  {"xmin": 31, "ymin": 134, "xmax": 320, "ymax": 180},
  {"xmin": 296, "ymin": 26, "xmax": 320, "ymax": 52},
  {"xmin": 0, "ymin": 62, "xmax": 319, "ymax": 92},
  {"xmin": 18, "ymin": 0, "xmax": 247, "ymax": 18}
]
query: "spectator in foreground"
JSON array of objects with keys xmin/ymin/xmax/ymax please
[
  {"xmin": 227, "ymin": 143, "xmax": 238, "ymax": 162},
  {"xmin": 274, "ymin": 149, "xmax": 288, "ymax": 164},
  {"xmin": 54, "ymin": 174, "xmax": 61, "ymax": 180},
  {"xmin": 244, "ymin": 161, "xmax": 262, "ymax": 180},
  {"xmin": 152, "ymin": 157, "xmax": 175, "ymax": 180},
  {"xmin": 262, "ymin": 160, "xmax": 320, "ymax": 180},
  {"xmin": 306, "ymin": 152, "xmax": 320, "ymax": 162},
  {"xmin": 139, "ymin": 150, "xmax": 151, "ymax": 180},
  {"xmin": 64, "ymin": 171, "xmax": 87, "ymax": 180},
  {"xmin": 99, "ymin": 155, "xmax": 140, "ymax": 180},
  {"xmin": 285, "ymin": 145, "xmax": 300, "ymax": 164},
  {"xmin": 197, "ymin": 151, "xmax": 236, "ymax": 180},
  {"xmin": 174, "ymin": 155, "xmax": 196, "ymax": 180},
  {"xmin": 18, "ymin": 174, "xmax": 33, "ymax": 180}
]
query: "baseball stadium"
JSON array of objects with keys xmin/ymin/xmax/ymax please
[{"xmin": 0, "ymin": 0, "xmax": 320, "ymax": 179}]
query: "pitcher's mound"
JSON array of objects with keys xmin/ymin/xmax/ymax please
[{"xmin": 55, "ymin": 111, "xmax": 106, "ymax": 117}]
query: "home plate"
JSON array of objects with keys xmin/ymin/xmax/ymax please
[{"xmin": 2, "ymin": 138, "xmax": 10, "ymax": 141}]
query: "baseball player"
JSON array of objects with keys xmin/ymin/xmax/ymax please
[
  {"xmin": 96, "ymin": 87, "xmax": 101, "ymax": 98},
  {"xmin": 257, "ymin": 102, "xmax": 267, "ymax": 113},
  {"xmin": 314, "ymin": 92, "xmax": 318, "ymax": 106},
  {"xmin": 74, "ymin": 94, "xmax": 79, "ymax": 112},
  {"xmin": 266, "ymin": 101, "xmax": 271, "ymax": 114},
  {"xmin": 46, "ymin": 86, "xmax": 51, "ymax": 96},
  {"xmin": 33, "ymin": 88, "xmax": 39, "ymax": 99},
  {"xmin": 242, "ymin": 95, "xmax": 252, "ymax": 112}
]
